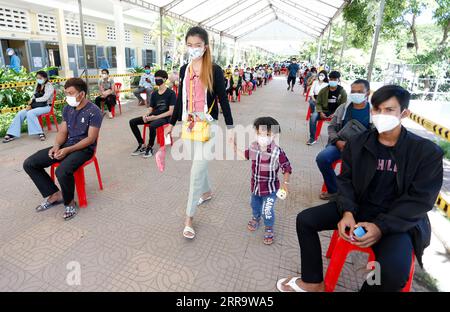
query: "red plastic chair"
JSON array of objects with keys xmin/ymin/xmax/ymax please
[
  {"xmin": 315, "ymin": 116, "xmax": 333, "ymax": 141},
  {"xmin": 113, "ymin": 82, "xmax": 122, "ymax": 116},
  {"xmin": 172, "ymin": 84, "xmax": 178, "ymax": 97},
  {"xmin": 322, "ymin": 159, "xmax": 343, "ymax": 193},
  {"xmin": 142, "ymin": 123, "xmax": 173, "ymax": 147},
  {"xmin": 324, "ymin": 230, "xmax": 415, "ymax": 292},
  {"xmin": 306, "ymin": 105, "xmax": 312, "ymax": 121},
  {"xmin": 50, "ymin": 148, "xmax": 103, "ymax": 208},
  {"xmin": 38, "ymin": 89, "xmax": 58, "ymax": 132},
  {"xmin": 304, "ymin": 87, "xmax": 311, "ymax": 102}
]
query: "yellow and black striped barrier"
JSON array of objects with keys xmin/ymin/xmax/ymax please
[
  {"xmin": 409, "ymin": 112, "xmax": 450, "ymax": 142},
  {"xmin": 436, "ymin": 194, "xmax": 450, "ymax": 218},
  {"xmin": 0, "ymin": 73, "xmax": 142, "ymax": 90},
  {"xmin": 0, "ymin": 88, "xmax": 137, "ymax": 114}
]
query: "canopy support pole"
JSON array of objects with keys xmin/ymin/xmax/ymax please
[
  {"xmin": 324, "ymin": 22, "xmax": 332, "ymax": 66},
  {"xmin": 367, "ymin": 0, "xmax": 385, "ymax": 81},
  {"xmin": 159, "ymin": 7, "xmax": 164, "ymax": 69},
  {"xmin": 338, "ymin": 21, "xmax": 347, "ymax": 69}
]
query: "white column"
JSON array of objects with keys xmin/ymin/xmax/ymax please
[
  {"xmin": 113, "ymin": 1, "xmax": 126, "ymax": 73},
  {"xmin": 112, "ymin": 0, "xmax": 126, "ymax": 88},
  {"xmin": 55, "ymin": 8, "xmax": 72, "ymax": 77}
]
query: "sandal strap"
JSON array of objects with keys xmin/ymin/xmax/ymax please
[{"xmin": 286, "ymin": 277, "xmax": 306, "ymax": 292}]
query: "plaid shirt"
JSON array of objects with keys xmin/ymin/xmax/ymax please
[{"xmin": 245, "ymin": 142, "xmax": 292, "ymax": 196}]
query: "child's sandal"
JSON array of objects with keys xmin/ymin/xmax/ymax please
[
  {"xmin": 247, "ymin": 217, "xmax": 260, "ymax": 231},
  {"xmin": 264, "ymin": 228, "xmax": 274, "ymax": 245}
]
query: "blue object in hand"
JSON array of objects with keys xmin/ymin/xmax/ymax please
[{"xmin": 353, "ymin": 226, "xmax": 366, "ymax": 238}]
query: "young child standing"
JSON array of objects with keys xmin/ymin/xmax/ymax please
[{"xmin": 230, "ymin": 117, "xmax": 292, "ymax": 245}]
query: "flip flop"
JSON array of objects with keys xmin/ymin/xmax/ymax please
[
  {"xmin": 183, "ymin": 226, "xmax": 195, "ymax": 239},
  {"xmin": 276, "ymin": 277, "xmax": 307, "ymax": 292},
  {"xmin": 2, "ymin": 135, "xmax": 16, "ymax": 143},
  {"xmin": 197, "ymin": 195, "xmax": 212, "ymax": 206}
]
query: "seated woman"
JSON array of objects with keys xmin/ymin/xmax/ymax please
[
  {"xmin": 227, "ymin": 69, "xmax": 242, "ymax": 102},
  {"xmin": 3, "ymin": 71, "xmax": 54, "ymax": 143},
  {"xmin": 94, "ymin": 69, "xmax": 116, "ymax": 119},
  {"xmin": 242, "ymin": 67, "xmax": 253, "ymax": 93}
]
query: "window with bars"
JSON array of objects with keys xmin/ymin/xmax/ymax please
[
  {"xmin": 107, "ymin": 26, "xmax": 116, "ymax": 41},
  {"xmin": 106, "ymin": 46, "xmax": 117, "ymax": 68},
  {"xmin": 144, "ymin": 33, "xmax": 152, "ymax": 46},
  {"xmin": 65, "ymin": 19, "xmax": 80, "ymax": 36},
  {"xmin": 0, "ymin": 6, "xmax": 29, "ymax": 32},
  {"xmin": 65, "ymin": 19, "xmax": 96, "ymax": 38},
  {"xmin": 83, "ymin": 22, "xmax": 96, "ymax": 39},
  {"xmin": 37, "ymin": 14, "xmax": 57, "ymax": 34},
  {"xmin": 125, "ymin": 30, "xmax": 131, "ymax": 43}
]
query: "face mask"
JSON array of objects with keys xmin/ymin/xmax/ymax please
[
  {"xmin": 329, "ymin": 81, "xmax": 338, "ymax": 88},
  {"xmin": 234, "ymin": 72, "xmax": 239, "ymax": 75},
  {"xmin": 37, "ymin": 78, "xmax": 45, "ymax": 85},
  {"xmin": 349, "ymin": 93, "xmax": 367, "ymax": 104},
  {"xmin": 145, "ymin": 70, "xmax": 150, "ymax": 74},
  {"xmin": 257, "ymin": 135, "xmax": 272, "ymax": 147},
  {"xmin": 101, "ymin": 74, "xmax": 108, "ymax": 79},
  {"xmin": 155, "ymin": 78, "xmax": 164, "ymax": 86},
  {"xmin": 318, "ymin": 75, "xmax": 325, "ymax": 81},
  {"xmin": 66, "ymin": 93, "xmax": 81, "ymax": 107},
  {"xmin": 372, "ymin": 114, "xmax": 401, "ymax": 133},
  {"xmin": 7, "ymin": 50, "xmax": 14, "ymax": 56},
  {"xmin": 188, "ymin": 47, "xmax": 205, "ymax": 60}
]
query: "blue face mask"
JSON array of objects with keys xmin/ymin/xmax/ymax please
[
  {"xmin": 37, "ymin": 78, "xmax": 45, "ymax": 85},
  {"xmin": 145, "ymin": 70, "xmax": 150, "ymax": 74},
  {"xmin": 329, "ymin": 81, "xmax": 338, "ymax": 88},
  {"xmin": 349, "ymin": 93, "xmax": 367, "ymax": 104}
]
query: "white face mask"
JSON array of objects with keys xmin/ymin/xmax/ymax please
[
  {"xmin": 101, "ymin": 73, "xmax": 108, "ymax": 79},
  {"xmin": 349, "ymin": 93, "xmax": 367, "ymax": 104},
  {"xmin": 7, "ymin": 50, "xmax": 14, "ymax": 56},
  {"xmin": 372, "ymin": 114, "xmax": 401, "ymax": 133},
  {"xmin": 257, "ymin": 135, "xmax": 272, "ymax": 147},
  {"xmin": 66, "ymin": 93, "xmax": 81, "ymax": 107},
  {"xmin": 188, "ymin": 47, "xmax": 205, "ymax": 60},
  {"xmin": 318, "ymin": 75, "xmax": 325, "ymax": 81}
]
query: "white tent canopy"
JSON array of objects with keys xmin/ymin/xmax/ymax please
[{"xmin": 122, "ymin": 0, "xmax": 349, "ymax": 40}]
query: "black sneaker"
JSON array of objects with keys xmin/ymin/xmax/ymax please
[
  {"xmin": 131, "ymin": 146, "xmax": 146, "ymax": 156},
  {"xmin": 143, "ymin": 147, "xmax": 153, "ymax": 158}
]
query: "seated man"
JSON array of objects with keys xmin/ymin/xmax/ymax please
[
  {"xmin": 94, "ymin": 68, "xmax": 116, "ymax": 119},
  {"xmin": 133, "ymin": 65, "xmax": 154, "ymax": 106},
  {"xmin": 129, "ymin": 70, "xmax": 176, "ymax": 158},
  {"xmin": 227, "ymin": 68, "xmax": 242, "ymax": 102},
  {"xmin": 317, "ymin": 79, "xmax": 372, "ymax": 201},
  {"xmin": 23, "ymin": 78, "xmax": 103, "ymax": 221},
  {"xmin": 278, "ymin": 85, "xmax": 443, "ymax": 292},
  {"xmin": 307, "ymin": 70, "xmax": 347, "ymax": 145}
]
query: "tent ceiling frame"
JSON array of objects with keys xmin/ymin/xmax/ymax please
[
  {"xmin": 179, "ymin": 0, "xmax": 209, "ymax": 16},
  {"xmin": 272, "ymin": 5, "xmax": 321, "ymax": 35},
  {"xmin": 207, "ymin": 0, "xmax": 261, "ymax": 28},
  {"xmin": 271, "ymin": 0, "xmax": 328, "ymax": 27},
  {"xmin": 223, "ymin": 5, "xmax": 273, "ymax": 34},
  {"xmin": 120, "ymin": 0, "xmax": 350, "ymax": 42},
  {"xmin": 228, "ymin": 11, "xmax": 275, "ymax": 35},
  {"xmin": 236, "ymin": 17, "xmax": 277, "ymax": 40},
  {"xmin": 277, "ymin": 17, "xmax": 319, "ymax": 39},
  {"xmin": 162, "ymin": 0, "xmax": 185, "ymax": 13},
  {"xmin": 199, "ymin": 0, "xmax": 254, "ymax": 25},
  {"xmin": 275, "ymin": 0, "xmax": 332, "ymax": 23}
]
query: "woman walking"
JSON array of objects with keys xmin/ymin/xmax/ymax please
[{"xmin": 166, "ymin": 26, "xmax": 234, "ymax": 239}]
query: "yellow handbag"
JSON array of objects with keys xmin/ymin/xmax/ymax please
[{"xmin": 181, "ymin": 65, "xmax": 215, "ymax": 142}]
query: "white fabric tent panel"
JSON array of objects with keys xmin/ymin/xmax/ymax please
[{"xmin": 238, "ymin": 19, "xmax": 311, "ymax": 41}]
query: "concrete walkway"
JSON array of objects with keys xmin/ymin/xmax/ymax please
[{"xmin": 0, "ymin": 77, "xmax": 431, "ymax": 291}]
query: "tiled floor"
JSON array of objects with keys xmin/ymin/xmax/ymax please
[{"xmin": 0, "ymin": 77, "xmax": 430, "ymax": 291}]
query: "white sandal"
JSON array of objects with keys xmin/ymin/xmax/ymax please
[
  {"xmin": 276, "ymin": 277, "xmax": 307, "ymax": 292},
  {"xmin": 183, "ymin": 226, "xmax": 195, "ymax": 239},
  {"xmin": 197, "ymin": 195, "xmax": 212, "ymax": 206}
]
